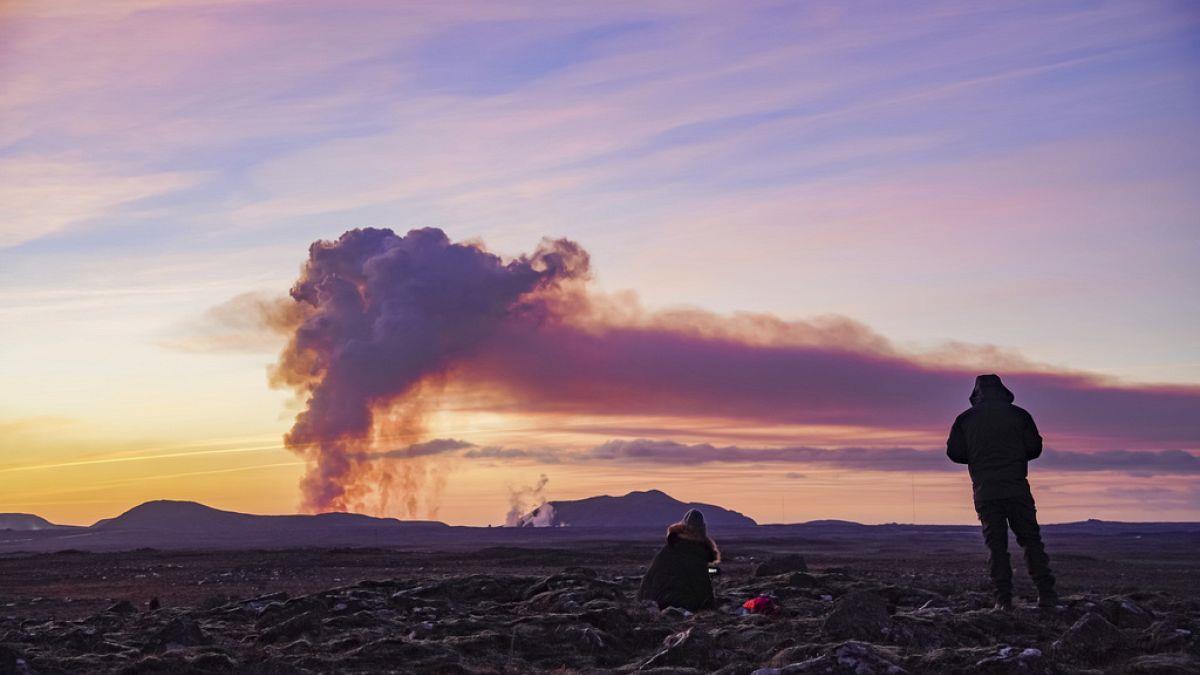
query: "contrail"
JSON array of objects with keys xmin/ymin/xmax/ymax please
[{"xmin": 0, "ymin": 444, "xmax": 285, "ymax": 474}]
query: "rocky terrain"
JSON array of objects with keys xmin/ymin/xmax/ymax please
[{"xmin": 1, "ymin": 535, "xmax": 1197, "ymax": 674}]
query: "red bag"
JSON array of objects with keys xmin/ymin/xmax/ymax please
[{"xmin": 742, "ymin": 595, "xmax": 780, "ymax": 615}]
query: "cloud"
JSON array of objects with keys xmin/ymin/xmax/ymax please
[
  {"xmin": 372, "ymin": 438, "xmax": 475, "ymax": 460},
  {"xmin": 391, "ymin": 435, "xmax": 1200, "ymax": 478},
  {"xmin": 0, "ymin": 157, "xmax": 201, "ymax": 248},
  {"xmin": 580, "ymin": 439, "xmax": 1197, "ymax": 477},
  {"xmin": 160, "ymin": 291, "xmax": 303, "ymax": 353}
]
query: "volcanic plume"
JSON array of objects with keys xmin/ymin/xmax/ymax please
[
  {"xmin": 269, "ymin": 227, "xmax": 1200, "ymax": 516},
  {"xmin": 271, "ymin": 227, "xmax": 588, "ymax": 513}
]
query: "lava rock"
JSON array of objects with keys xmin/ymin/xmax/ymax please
[
  {"xmin": 1052, "ymin": 612, "xmax": 1125, "ymax": 664},
  {"xmin": 973, "ymin": 646, "xmax": 1050, "ymax": 674},
  {"xmin": 106, "ymin": 600, "xmax": 136, "ymax": 615},
  {"xmin": 823, "ymin": 591, "xmax": 891, "ymax": 642},
  {"xmin": 0, "ymin": 644, "xmax": 37, "ymax": 675},
  {"xmin": 257, "ymin": 610, "xmax": 322, "ymax": 644},
  {"xmin": 787, "ymin": 572, "xmax": 817, "ymax": 588},
  {"xmin": 1123, "ymin": 653, "xmax": 1200, "ymax": 674},
  {"xmin": 761, "ymin": 640, "xmax": 906, "ymax": 674},
  {"xmin": 144, "ymin": 616, "xmax": 210, "ymax": 652},
  {"xmin": 638, "ymin": 627, "xmax": 728, "ymax": 671},
  {"xmin": 754, "ymin": 555, "xmax": 809, "ymax": 577},
  {"xmin": 1100, "ymin": 595, "xmax": 1154, "ymax": 629}
]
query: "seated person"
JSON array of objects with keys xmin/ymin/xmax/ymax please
[{"xmin": 637, "ymin": 509, "xmax": 720, "ymax": 611}]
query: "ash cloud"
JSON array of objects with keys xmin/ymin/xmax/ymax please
[
  {"xmin": 271, "ymin": 227, "xmax": 588, "ymax": 513},
  {"xmin": 459, "ymin": 319, "xmax": 1200, "ymax": 447},
  {"xmin": 257, "ymin": 226, "xmax": 1200, "ymax": 514}
]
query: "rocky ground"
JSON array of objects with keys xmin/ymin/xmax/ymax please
[{"xmin": 1, "ymin": 538, "xmax": 1197, "ymax": 674}]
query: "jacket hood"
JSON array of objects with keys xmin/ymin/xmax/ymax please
[
  {"xmin": 666, "ymin": 523, "xmax": 721, "ymax": 563},
  {"xmin": 970, "ymin": 374, "xmax": 1015, "ymax": 405}
]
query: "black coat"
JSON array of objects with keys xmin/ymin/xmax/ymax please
[
  {"xmin": 637, "ymin": 531, "xmax": 717, "ymax": 611},
  {"xmin": 947, "ymin": 375, "xmax": 1043, "ymax": 503}
]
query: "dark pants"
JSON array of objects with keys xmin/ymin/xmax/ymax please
[{"xmin": 975, "ymin": 492, "xmax": 1056, "ymax": 601}]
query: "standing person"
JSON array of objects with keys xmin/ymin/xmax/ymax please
[
  {"xmin": 947, "ymin": 374, "xmax": 1058, "ymax": 610},
  {"xmin": 637, "ymin": 509, "xmax": 720, "ymax": 611}
]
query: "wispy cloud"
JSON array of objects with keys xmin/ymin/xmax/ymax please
[{"xmin": 389, "ymin": 435, "xmax": 1200, "ymax": 477}]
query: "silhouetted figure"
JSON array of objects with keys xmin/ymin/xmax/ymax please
[
  {"xmin": 948, "ymin": 374, "xmax": 1058, "ymax": 610},
  {"xmin": 637, "ymin": 509, "xmax": 720, "ymax": 611}
]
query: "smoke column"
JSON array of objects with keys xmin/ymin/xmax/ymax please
[
  {"xmin": 268, "ymin": 227, "xmax": 1200, "ymax": 516},
  {"xmin": 272, "ymin": 228, "xmax": 588, "ymax": 513}
]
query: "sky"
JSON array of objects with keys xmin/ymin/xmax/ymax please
[{"xmin": 1, "ymin": 0, "xmax": 1198, "ymax": 527}]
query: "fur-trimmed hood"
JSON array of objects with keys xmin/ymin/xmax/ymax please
[{"xmin": 667, "ymin": 522, "xmax": 721, "ymax": 564}]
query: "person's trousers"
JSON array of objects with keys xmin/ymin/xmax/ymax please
[{"xmin": 975, "ymin": 492, "xmax": 1056, "ymax": 601}]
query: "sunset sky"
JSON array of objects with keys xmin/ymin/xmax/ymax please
[{"xmin": 2, "ymin": 1, "xmax": 1198, "ymax": 527}]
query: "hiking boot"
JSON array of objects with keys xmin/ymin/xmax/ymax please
[
  {"xmin": 1037, "ymin": 592, "xmax": 1059, "ymax": 609},
  {"xmin": 993, "ymin": 598, "xmax": 1013, "ymax": 611}
]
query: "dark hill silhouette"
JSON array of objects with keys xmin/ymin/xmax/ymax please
[
  {"xmin": 0, "ymin": 497, "xmax": 1196, "ymax": 553},
  {"xmin": 93, "ymin": 500, "xmax": 447, "ymax": 534},
  {"xmin": 0, "ymin": 513, "xmax": 69, "ymax": 531},
  {"xmin": 516, "ymin": 489, "xmax": 757, "ymax": 528}
]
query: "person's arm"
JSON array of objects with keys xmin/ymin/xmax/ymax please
[
  {"xmin": 1022, "ymin": 409, "xmax": 1043, "ymax": 461},
  {"xmin": 946, "ymin": 417, "xmax": 969, "ymax": 464}
]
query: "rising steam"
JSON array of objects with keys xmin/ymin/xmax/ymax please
[
  {"xmin": 271, "ymin": 228, "xmax": 588, "ymax": 514},
  {"xmin": 505, "ymin": 474, "xmax": 554, "ymax": 527}
]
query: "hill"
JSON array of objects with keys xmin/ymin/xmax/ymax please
[
  {"xmin": 0, "ymin": 513, "xmax": 66, "ymax": 531},
  {"xmin": 516, "ymin": 489, "xmax": 757, "ymax": 529}
]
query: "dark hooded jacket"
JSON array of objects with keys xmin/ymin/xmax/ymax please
[
  {"xmin": 637, "ymin": 524, "xmax": 718, "ymax": 611},
  {"xmin": 947, "ymin": 374, "xmax": 1043, "ymax": 503}
]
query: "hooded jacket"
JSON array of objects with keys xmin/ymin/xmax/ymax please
[
  {"xmin": 636, "ymin": 523, "xmax": 718, "ymax": 611},
  {"xmin": 947, "ymin": 374, "xmax": 1043, "ymax": 503}
]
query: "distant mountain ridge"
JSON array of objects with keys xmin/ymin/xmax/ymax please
[
  {"xmin": 93, "ymin": 500, "xmax": 445, "ymax": 532},
  {"xmin": 516, "ymin": 489, "xmax": 758, "ymax": 529},
  {"xmin": 1, "ymin": 497, "xmax": 1197, "ymax": 553},
  {"xmin": 0, "ymin": 513, "xmax": 68, "ymax": 531}
]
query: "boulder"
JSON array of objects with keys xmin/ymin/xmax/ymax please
[
  {"xmin": 1052, "ymin": 612, "xmax": 1125, "ymax": 664},
  {"xmin": 1100, "ymin": 596, "xmax": 1154, "ymax": 629},
  {"xmin": 823, "ymin": 591, "xmax": 891, "ymax": 642}
]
